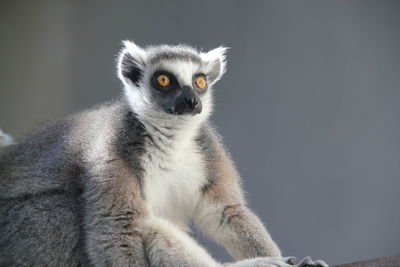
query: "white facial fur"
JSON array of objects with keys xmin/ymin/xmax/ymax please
[
  {"xmin": 117, "ymin": 41, "xmax": 227, "ymax": 129},
  {"xmin": 116, "ymin": 41, "xmax": 228, "ymax": 229}
]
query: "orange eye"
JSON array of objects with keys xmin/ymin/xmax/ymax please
[
  {"xmin": 195, "ymin": 76, "xmax": 207, "ymax": 89},
  {"xmin": 157, "ymin": 74, "xmax": 170, "ymax": 87}
]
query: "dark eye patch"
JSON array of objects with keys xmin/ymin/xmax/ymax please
[{"xmin": 151, "ymin": 70, "xmax": 179, "ymax": 92}]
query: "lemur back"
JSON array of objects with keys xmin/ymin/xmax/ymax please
[{"xmin": 0, "ymin": 41, "xmax": 327, "ymax": 267}]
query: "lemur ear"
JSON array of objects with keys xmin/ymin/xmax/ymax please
[
  {"xmin": 200, "ymin": 46, "xmax": 228, "ymax": 85},
  {"xmin": 117, "ymin": 40, "xmax": 147, "ymax": 86}
]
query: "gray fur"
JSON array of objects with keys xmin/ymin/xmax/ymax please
[
  {"xmin": 0, "ymin": 42, "xmax": 327, "ymax": 267},
  {"xmin": 147, "ymin": 44, "xmax": 202, "ymax": 65}
]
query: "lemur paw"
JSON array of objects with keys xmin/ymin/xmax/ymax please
[
  {"xmin": 296, "ymin": 257, "xmax": 328, "ymax": 267},
  {"xmin": 227, "ymin": 256, "xmax": 297, "ymax": 267}
]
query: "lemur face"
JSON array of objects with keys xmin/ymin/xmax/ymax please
[
  {"xmin": 118, "ymin": 41, "xmax": 227, "ymax": 120},
  {"xmin": 149, "ymin": 61, "xmax": 206, "ymax": 116}
]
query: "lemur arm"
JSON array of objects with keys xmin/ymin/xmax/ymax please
[{"xmin": 193, "ymin": 126, "xmax": 281, "ymax": 260}]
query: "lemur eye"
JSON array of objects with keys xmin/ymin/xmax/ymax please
[
  {"xmin": 157, "ymin": 74, "xmax": 170, "ymax": 87},
  {"xmin": 195, "ymin": 76, "xmax": 207, "ymax": 89}
]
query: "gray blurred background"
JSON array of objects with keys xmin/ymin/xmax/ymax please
[{"xmin": 1, "ymin": 0, "xmax": 399, "ymax": 265}]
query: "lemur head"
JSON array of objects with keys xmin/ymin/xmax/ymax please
[{"xmin": 117, "ymin": 41, "xmax": 227, "ymax": 124}]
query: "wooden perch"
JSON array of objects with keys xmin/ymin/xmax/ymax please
[{"xmin": 333, "ymin": 255, "xmax": 400, "ymax": 267}]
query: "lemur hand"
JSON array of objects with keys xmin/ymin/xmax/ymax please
[{"xmin": 296, "ymin": 256, "xmax": 328, "ymax": 267}]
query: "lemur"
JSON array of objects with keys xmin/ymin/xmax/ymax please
[{"xmin": 0, "ymin": 41, "xmax": 328, "ymax": 267}]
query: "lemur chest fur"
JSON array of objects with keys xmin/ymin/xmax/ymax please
[{"xmin": 141, "ymin": 136, "xmax": 207, "ymax": 228}]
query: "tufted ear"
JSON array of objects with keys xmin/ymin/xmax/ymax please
[
  {"xmin": 117, "ymin": 40, "xmax": 147, "ymax": 87},
  {"xmin": 200, "ymin": 46, "xmax": 228, "ymax": 85}
]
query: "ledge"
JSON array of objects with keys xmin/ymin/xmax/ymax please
[{"xmin": 333, "ymin": 255, "xmax": 400, "ymax": 267}]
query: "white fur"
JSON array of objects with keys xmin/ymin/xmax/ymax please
[
  {"xmin": 117, "ymin": 41, "xmax": 220, "ymax": 222},
  {"xmin": 120, "ymin": 44, "xmax": 216, "ymax": 228},
  {"xmin": 117, "ymin": 41, "xmax": 151, "ymax": 116},
  {"xmin": 142, "ymin": 127, "xmax": 207, "ymax": 229},
  {"xmin": 200, "ymin": 46, "xmax": 229, "ymax": 85},
  {"xmin": 0, "ymin": 129, "xmax": 15, "ymax": 147},
  {"xmin": 118, "ymin": 41, "xmax": 229, "ymax": 265},
  {"xmin": 137, "ymin": 105, "xmax": 220, "ymax": 265},
  {"xmin": 133, "ymin": 58, "xmax": 213, "ymax": 228}
]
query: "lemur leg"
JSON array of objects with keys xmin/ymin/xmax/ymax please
[{"xmin": 140, "ymin": 216, "xmax": 221, "ymax": 267}]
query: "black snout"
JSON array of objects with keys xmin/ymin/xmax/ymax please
[
  {"xmin": 170, "ymin": 86, "xmax": 202, "ymax": 115},
  {"xmin": 185, "ymin": 95, "xmax": 198, "ymax": 110}
]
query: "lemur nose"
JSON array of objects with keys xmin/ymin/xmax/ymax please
[
  {"xmin": 172, "ymin": 86, "xmax": 202, "ymax": 115},
  {"xmin": 184, "ymin": 96, "xmax": 198, "ymax": 109}
]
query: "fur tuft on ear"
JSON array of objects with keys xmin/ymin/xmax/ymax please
[
  {"xmin": 117, "ymin": 40, "xmax": 147, "ymax": 87},
  {"xmin": 200, "ymin": 46, "xmax": 229, "ymax": 85}
]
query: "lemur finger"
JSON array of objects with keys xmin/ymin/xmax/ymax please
[
  {"xmin": 296, "ymin": 257, "xmax": 329, "ymax": 267},
  {"xmin": 297, "ymin": 256, "xmax": 313, "ymax": 267},
  {"xmin": 284, "ymin": 256, "xmax": 296, "ymax": 265}
]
